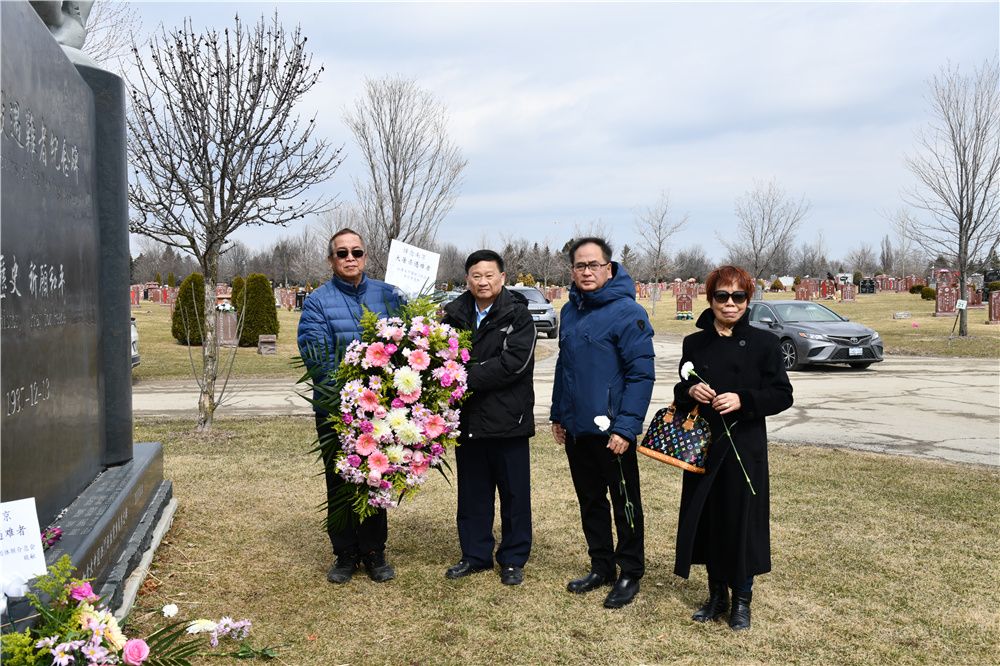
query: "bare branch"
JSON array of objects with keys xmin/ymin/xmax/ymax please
[{"xmin": 721, "ymin": 178, "xmax": 809, "ymax": 279}]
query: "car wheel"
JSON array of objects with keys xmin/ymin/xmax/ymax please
[
  {"xmin": 779, "ymin": 339, "xmax": 800, "ymax": 370},
  {"xmin": 850, "ymin": 362, "xmax": 873, "ymax": 370},
  {"xmin": 547, "ymin": 327, "xmax": 558, "ymax": 339}
]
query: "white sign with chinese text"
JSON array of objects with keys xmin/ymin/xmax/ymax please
[
  {"xmin": 383, "ymin": 239, "xmax": 440, "ymax": 300},
  {"xmin": 956, "ymin": 299, "xmax": 968, "ymax": 310},
  {"xmin": 0, "ymin": 498, "xmax": 47, "ymax": 584}
]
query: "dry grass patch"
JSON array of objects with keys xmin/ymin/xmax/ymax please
[
  {"xmin": 128, "ymin": 417, "xmax": 1000, "ymax": 665},
  {"xmin": 554, "ymin": 291, "xmax": 1000, "ymax": 358}
]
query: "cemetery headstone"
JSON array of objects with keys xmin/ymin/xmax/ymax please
[
  {"xmin": 795, "ymin": 286, "xmax": 809, "ymax": 301},
  {"xmin": 988, "ymin": 291, "xmax": 1000, "ymax": 325},
  {"xmin": 841, "ymin": 284, "xmax": 856, "ymax": 302},
  {"xmin": 934, "ymin": 284, "xmax": 957, "ymax": 316},
  {"xmin": 675, "ymin": 294, "xmax": 692, "ymax": 320},
  {"xmin": 1, "ymin": 1, "xmax": 170, "ymax": 623},
  {"xmin": 257, "ymin": 334, "xmax": 277, "ymax": 355}
]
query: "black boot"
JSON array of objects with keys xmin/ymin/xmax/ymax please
[
  {"xmin": 691, "ymin": 578, "xmax": 729, "ymax": 622},
  {"xmin": 362, "ymin": 552, "xmax": 396, "ymax": 583},
  {"xmin": 729, "ymin": 590, "xmax": 752, "ymax": 631}
]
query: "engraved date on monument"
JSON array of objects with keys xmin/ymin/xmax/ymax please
[{"xmin": 4, "ymin": 377, "xmax": 51, "ymax": 417}]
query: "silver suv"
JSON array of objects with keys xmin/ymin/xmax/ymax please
[{"xmin": 509, "ymin": 286, "xmax": 558, "ymax": 338}]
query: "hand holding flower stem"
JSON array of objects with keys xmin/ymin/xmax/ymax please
[{"xmin": 681, "ymin": 362, "xmax": 756, "ymax": 495}]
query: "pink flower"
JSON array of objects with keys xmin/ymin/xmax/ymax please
[
  {"xmin": 359, "ymin": 389, "xmax": 380, "ymax": 413},
  {"xmin": 391, "ymin": 327, "xmax": 404, "ymax": 342},
  {"xmin": 391, "ymin": 398, "xmax": 405, "ymax": 409},
  {"xmin": 367, "ymin": 470, "xmax": 382, "ymax": 487},
  {"xmin": 368, "ymin": 451, "xmax": 390, "ymax": 474},
  {"xmin": 373, "ymin": 406, "xmax": 387, "ymax": 420},
  {"xmin": 365, "ymin": 342, "xmax": 392, "ymax": 367},
  {"xmin": 439, "ymin": 373, "xmax": 454, "ymax": 387},
  {"xmin": 399, "ymin": 390, "xmax": 421, "ymax": 405},
  {"xmin": 450, "ymin": 386, "xmax": 466, "ymax": 401},
  {"xmin": 460, "ymin": 349, "xmax": 470, "ymax": 363},
  {"xmin": 430, "ymin": 443, "xmax": 445, "ymax": 457},
  {"xmin": 359, "ymin": 420, "xmax": 374, "ymax": 433},
  {"xmin": 69, "ymin": 582, "xmax": 98, "ymax": 603},
  {"xmin": 448, "ymin": 337, "xmax": 459, "ymax": 350},
  {"xmin": 423, "ymin": 415, "xmax": 447, "ymax": 439},
  {"xmin": 408, "ymin": 349, "xmax": 431, "ymax": 371},
  {"xmin": 385, "ymin": 343, "xmax": 398, "ymax": 355},
  {"xmin": 342, "ymin": 413, "xmax": 354, "ymax": 425},
  {"xmin": 410, "ymin": 451, "xmax": 430, "ymax": 476},
  {"xmin": 347, "ymin": 454, "xmax": 362, "ymax": 467},
  {"xmin": 122, "ymin": 639, "xmax": 150, "ymax": 666},
  {"xmin": 355, "ymin": 434, "xmax": 378, "ymax": 456}
]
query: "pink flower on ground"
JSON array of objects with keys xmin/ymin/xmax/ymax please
[
  {"xmin": 122, "ymin": 639, "xmax": 150, "ymax": 666},
  {"xmin": 460, "ymin": 348, "xmax": 470, "ymax": 363},
  {"xmin": 365, "ymin": 342, "xmax": 392, "ymax": 367},
  {"xmin": 399, "ymin": 389, "xmax": 421, "ymax": 405},
  {"xmin": 355, "ymin": 434, "xmax": 378, "ymax": 456},
  {"xmin": 423, "ymin": 415, "xmax": 447, "ymax": 439},
  {"xmin": 69, "ymin": 582, "xmax": 98, "ymax": 603},
  {"xmin": 408, "ymin": 348, "xmax": 431, "ymax": 371},
  {"xmin": 368, "ymin": 451, "xmax": 390, "ymax": 474},
  {"xmin": 359, "ymin": 389, "xmax": 380, "ymax": 413}
]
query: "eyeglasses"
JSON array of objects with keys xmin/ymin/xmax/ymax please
[
  {"xmin": 572, "ymin": 261, "xmax": 610, "ymax": 273},
  {"xmin": 712, "ymin": 290, "xmax": 748, "ymax": 304},
  {"xmin": 334, "ymin": 248, "xmax": 365, "ymax": 259}
]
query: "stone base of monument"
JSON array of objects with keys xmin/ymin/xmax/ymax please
[{"xmin": 2, "ymin": 443, "xmax": 172, "ymax": 631}]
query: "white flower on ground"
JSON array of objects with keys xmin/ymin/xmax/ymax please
[
  {"xmin": 161, "ymin": 603, "xmax": 179, "ymax": 618},
  {"xmin": 680, "ymin": 361, "xmax": 695, "ymax": 380},
  {"xmin": 593, "ymin": 415, "xmax": 611, "ymax": 432},
  {"xmin": 186, "ymin": 619, "xmax": 218, "ymax": 634}
]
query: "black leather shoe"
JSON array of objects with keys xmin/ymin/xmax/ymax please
[
  {"xmin": 362, "ymin": 553, "xmax": 396, "ymax": 583},
  {"xmin": 603, "ymin": 576, "xmax": 640, "ymax": 609},
  {"xmin": 692, "ymin": 578, "xmax": 729, "ymax": 622},
  {"xmin": 566, "ymin": 572, "xmax": 612, "ymax": 594},
  {"xmin": 445, "ymin": 559, "xmax": 491, "ymax": 580},
  {"xmin": 326, "ymin": 555, "xmax": 358, "ymax": 584},
  {"xmin": 729, "ymin": 591, "xmax": 751, "ymax": 630},
  {"xmin": 499, "ymin": 565, "xmax": 524, "ymax": 586}
]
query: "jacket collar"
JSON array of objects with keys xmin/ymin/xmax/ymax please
[
  {"xmin": 568, "ymin": 261, "xmax": 637, "ymax": 309},
  {"xmin": 695, "ymin": 306, "xmax": 752, "ymax": 334},
  {"xmin": 331, "ymin": 273, "xmax": 368, "ymax": 296},
  {"xmin": 445, "ymin": 287, "xmax": 520, "ymax": 329}
]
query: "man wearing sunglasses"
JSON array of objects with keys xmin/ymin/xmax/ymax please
[
  {"xmin": 550, "ymin": 237, "xmax": 655, "ymax": 609},
  {"xmin": 297, "ymin": 228, "xmax": 405, "ymax": 585}
]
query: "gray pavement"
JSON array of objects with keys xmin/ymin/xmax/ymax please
[{"xmin": 132, "ymin": 336, "xmax": 1000, "ymax": 467}]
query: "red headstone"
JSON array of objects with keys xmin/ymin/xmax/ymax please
[
  {"xmin": 935, "ymin": 284, "xmax": 957, "ymax": 316},
  {"xmin": 841, "ymin": 284, "xmax": 856, "ymax": 302},
  {"xmin": 216, "ymin": 311, "xmax": 238, "ymax": 347},
  {"xmin": 988, "ymin": 291, "xmax": 1000, "ymax": 324},
  {"xmin": 795, "ymin": 286, "xmax": 810, "ymax": 301}
]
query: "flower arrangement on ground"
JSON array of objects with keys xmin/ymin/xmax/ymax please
[
  {"xmin": 0, "ymin": 556, "xmax": 268, "ymax": 666},
  {"xmin": 303, "ymin": 298, "xmax": 472, "ymax": 525}
]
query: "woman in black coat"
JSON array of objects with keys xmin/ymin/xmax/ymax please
[{"xmin": 672, "ymin": 265, "xmax": 793, "ymax": 631}]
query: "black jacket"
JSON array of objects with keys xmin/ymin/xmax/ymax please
[
  {"xmin": 443, "ymin": 288, "xmax": 536, "ymax": 441},
  {"xmin": 671, "ymin": 308, "xmax": 794, "ymax": 582}
]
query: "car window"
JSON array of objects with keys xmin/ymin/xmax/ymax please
[
  {"xmin": 512, "ymin": 288, "xmax": 546, "ymax": 304},
  {"xmin": 750, "ymin": 304, "xmax": 775, "ymax": 322},
  {"xmin": 773, "ymin": 303, "xmax": 843, "ymax": 322}
]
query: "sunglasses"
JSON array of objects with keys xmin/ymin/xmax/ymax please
[
  {"xmin": 712, "ymin": 290, "xmax": 748, "ymax": 304},
  {"xmin": 335, "ymin": 248, "xmax": 365, "ymax": 259}
]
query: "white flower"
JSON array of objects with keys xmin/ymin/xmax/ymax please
[
  {"xmin": 395, "ymin": 421, "xmax": 423, "ymax": 445},
  {"xmin": 393, "ymin": 367, "xmax": 422, "ymax": 394},
  {"xmin": 187, "ymin": 618, "xmax": 218, "ymax": 634},
  {"xmin": 593, "ymin": 415, "xmax": 611, "ymax": 432},
  {"xmin": 371, "ymin": 419, "xmax": 392, "ymax": 441},
  {"xmin": 385, "ymin": 444, "xmax": 405, "ymax": 464},
  {"xmin": 386, "ymin": 408, "xmax": 409, "ymax": 430},
  {"xmin": 680, "ymin": 361, "xmax": 695, "ymax": 380},
  {"xmin": 162, "ymin": 603, "xmax": 179, "ymax": 618}
]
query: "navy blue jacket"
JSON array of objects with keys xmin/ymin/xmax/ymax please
[
  {"xmin": 297, "ymin": 273, "xmax": 404, "ymax": 413},
  {"xmin": 550, "ymin": 262, "xmax": 655, "ymax": 443}
]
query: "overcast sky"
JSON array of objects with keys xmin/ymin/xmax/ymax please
[{"xmin": 134, "ymin": 1, "xmax": 999, "ymax": 263}]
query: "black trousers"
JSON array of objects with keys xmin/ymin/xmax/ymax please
[
  {"xmin": 565, "ymin": 434, "xmax": 645, "ymax": 579},
  {"xmin": 316, "ymin": 415, "xmax": 387, "ymax": 559},
  {"xmin": 455, "ymin": 436, "xmax": 532, "ymax": 568}
]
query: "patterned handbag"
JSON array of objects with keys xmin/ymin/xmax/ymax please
[{"xmin": 638, "ymin": 402, "xmax": 711, "ymax": 473}]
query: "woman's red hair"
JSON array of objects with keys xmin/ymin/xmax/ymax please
[{"xmin": 704, "ymin": 265, "xmax": 755, "ymax": 301}]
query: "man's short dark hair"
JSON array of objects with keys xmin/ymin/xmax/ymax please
[
  {"xmin": 328, "ymin": 228, "xmax": 364, "ymax": 258},
  {"xmin": 568, "ymin": 237, "xmax": 612, "ymax": 263},
  {"xmin": 465, "ymin": 249, "xmax": 505, "ymax": 273}
]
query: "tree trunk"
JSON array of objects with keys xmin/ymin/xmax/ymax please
[{"xmin": 197, "ymin": 249, "xmax": 220, "ymax": 431}]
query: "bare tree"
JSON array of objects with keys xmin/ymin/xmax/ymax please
[
  {"xmin": 128, "ymin": 13, "xmax": 342, "ymax": 430},
  {"xmin": 83, "ymin": 0, "xmax": 144, "ymax": 67},
  {"xmin": 673, "ymin": 245, "xmax": 713, "ymax": 282},
  {"xmin": 879, "ymin": 235, "xmax": 894, "ymax": 274},
  {"xmin": 888, "ymin": 208, "xmax": 927, "ymax": 277},
  {"xmin": 434, "ymin": 242, "xmax": 466, "ymax": 289},
  {"xmin": 845, "ymin": 243, "xmax": 878, "ymax": 275},
  {"xmin": 792, "ymin": 231, "xmax": 830, "ymax": 278},
  {"xmin": 345, "ymin": 76, "xmax": 467, "ymax": 278},
  {"xmin": 220, "ymin": 240, "xmax": 252, "ymax": 282},
  {"xmin": 903, "ymin": 60, "xmax": 1000, "ymax": 336},
  {"xmin": 722, "ymin": 179, "xmax": 809, "ymax": 279},
  {"xmin": 635, "ymin": 192, "xmax": 688, "ymax": 283}
]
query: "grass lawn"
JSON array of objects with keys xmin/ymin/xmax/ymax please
[
  {"xmin": 127, "ymin": 417, "xmax": 999, "ymax": 665},
  {"xmin": 553, "ymin": 290, "xmax": 1000, "ymax": 359}
]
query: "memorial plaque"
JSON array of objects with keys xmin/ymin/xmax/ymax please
[
  {"xmin": 1, "ymin": 2, "xmax": 103, "ymax": 523},
  {"xmin": 841, "ymin": 284, "xmax": 856, "ymax": 302},
  {"xmin": 795, "ymin": 286, "xmax": 809, "ymax": 301}
]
